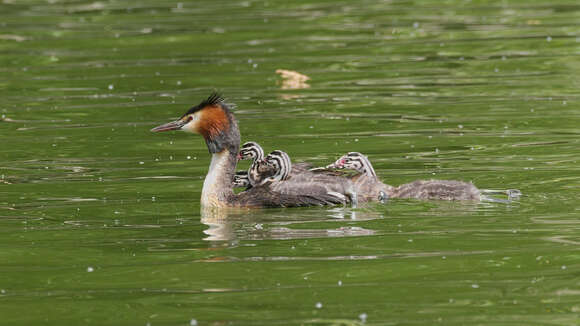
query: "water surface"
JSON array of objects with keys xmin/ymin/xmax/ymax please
[{"xmin": 1, "ymin": 0, "xmax": 580, "ymax": 325}]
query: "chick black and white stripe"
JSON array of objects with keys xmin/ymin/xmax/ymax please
[
  {"xmin": 262, "ymin": 150, "xmax": 291, "ymax": 183},
  {"xmin": 259, "ymin": 150, "xmax": 356, "ymax": 206},
  {"xmin": 327, "ymin": 152, "xmax": 376, "ymax": 178},
  {"xmin": 238, "ymin": 141, "xmax": 266, "ymax": 186},
  {"xmin": 233, "ymin": 171, "xmax": 250, "ymax": 188},
  {"xmin": 239, "ymin": 141, "xmax": 264, "ymax": 162}
]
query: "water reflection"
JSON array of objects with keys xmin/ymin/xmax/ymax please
[{"xmin": 199, "ymin": 206, "xmax": 383, "ymax": 243}]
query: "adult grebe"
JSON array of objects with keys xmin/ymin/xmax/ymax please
[
  {"xmin": 330, "ymin": 152, "xmax": 480, "ymax": 200},
  {"xmin": 151, "ymin": 93, "xmax": 353, "ymax": 208}
]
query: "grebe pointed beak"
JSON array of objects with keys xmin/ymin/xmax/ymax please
[{"xmin": 150, "ymin": 119, "xmax": 186, "ymax": 132}]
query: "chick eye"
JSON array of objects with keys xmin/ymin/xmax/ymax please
[{"xmin": 187, "ymin": 116, "xmax": 193, "ymax": 122}]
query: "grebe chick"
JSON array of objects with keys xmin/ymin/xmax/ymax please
[
  {"xmin": 237, "ymin": 141, "xmax": 265, "ymax": 187},
  {"xmin": 324, "ymin": 152, "xmax": 392, "ymax": 202},
  {"xmin": 151, "ymin": 93, "xmax": 353, "ymax": 208},
  {"xmin": 327, "ymin": 152, "xmax": 376, "ymax": 177},
  {"xmin": 238, "ymin": 141, "xmax": 264, "ymax": 161},
  {"xmin": 260, "ymin": 150, "xmax": 292, "ymax": 183},
  {"xmin": 257, "ymin": 150, "xmax": 358, "ymax": 207},
  {"xmin": 331, "ymin": 152, "xmax": 479, "ymax": 201},
  {"xmin": 233, "ymin": 171, "xmax": 250, "ymax": 188}
]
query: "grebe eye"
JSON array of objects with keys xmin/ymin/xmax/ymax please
[{"xmin": 187, "ymin": 116, "xmax": 193, "ymax": 122}]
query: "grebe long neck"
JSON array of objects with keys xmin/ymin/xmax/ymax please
[{"xmin": 201, "ymin": 149, "xmax": 238, "ymax": 207}]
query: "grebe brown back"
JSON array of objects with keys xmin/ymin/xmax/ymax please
[{"xmin": 151, "ymin": 93, "xmax": 354, "ymax": 208}]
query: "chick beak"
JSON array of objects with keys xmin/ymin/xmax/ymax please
[
  {"xmin": 236, "ymin": 153, "xmax": 242, "ymax": 161},
  {"xmin": 326, "ymin": 158, "xmax": 346, "ymax": 169},
  {"xmin": 150, "ymin": 119, "xmax": 186, "ymax": 132}
]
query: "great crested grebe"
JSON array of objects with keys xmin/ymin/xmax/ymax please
[
  {"xmin": 330, "ymin": 152, "xmax": 480, "ymax": 200},
  {"xmin": 151, "ymin": 93, "xmax": 353, "ymax": 208}
]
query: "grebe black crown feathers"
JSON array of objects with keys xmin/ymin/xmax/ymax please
[{"xmin": 182, "ymin": 92, "xmax": 227, "ymax": 117}]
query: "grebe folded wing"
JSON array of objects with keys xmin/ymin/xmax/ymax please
[{"xmin": 235, "ymin": 181, "xmax": 349, "ymax": 207}]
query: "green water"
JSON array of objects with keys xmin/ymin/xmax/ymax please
[{"xmin": 1, "ymin": 0, "xmax": 580, "ymax": 325}]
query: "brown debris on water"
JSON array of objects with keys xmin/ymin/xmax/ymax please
[{"xmin": 275, "ymin": 69, "xmax": 310, "ymax": 89}]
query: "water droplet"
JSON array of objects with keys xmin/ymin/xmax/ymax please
[
  {"xmin": 108, "ymin": 84, "xmax": 114, "ymax": 90},
  {"xmin": 359, "ymin": 313, "xmax": 368, "ymax": 322},
  {"xmin": 338, "ymin": 280, "xmax": 342, "ymax": 286},
  {"xmin": 315, "ymin": 302, "xmax": 322, "ymax": 309},
  {"xmin": 189, "ymin": 319, "xmax": 197, "ymax": 326},
  {"xmin": 87, "ymin": 266, "xmax": 94, "ymax": 272},
  {"xmin": 562, "ymin": 265, "xmax": 567, "ymax": 270},
  {"xmin": 471, "ymin": 284, "xmax": 479, "ymax": 289},
  {"xmin": 546, "ymin": 36, "xmax": 552, "ymax": 42}
]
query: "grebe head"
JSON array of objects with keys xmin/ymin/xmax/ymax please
[
  {"xmin": 233, "ymin": 171, "xmax": 250, "ymax": 188},
  {"xmin": 263, "ymin": 150, "xmax": 292, "ymax": 182},
  {"xmin": 238, "ymin": 141, "xmax": 264, "ymax": 161},
  {"xmin": 151, "ymin": 93, "xmax": 240, "ymax": 154},
  {"xmin": 328, "ymin": 152, "xmax": 376, "ymax": 178}
]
